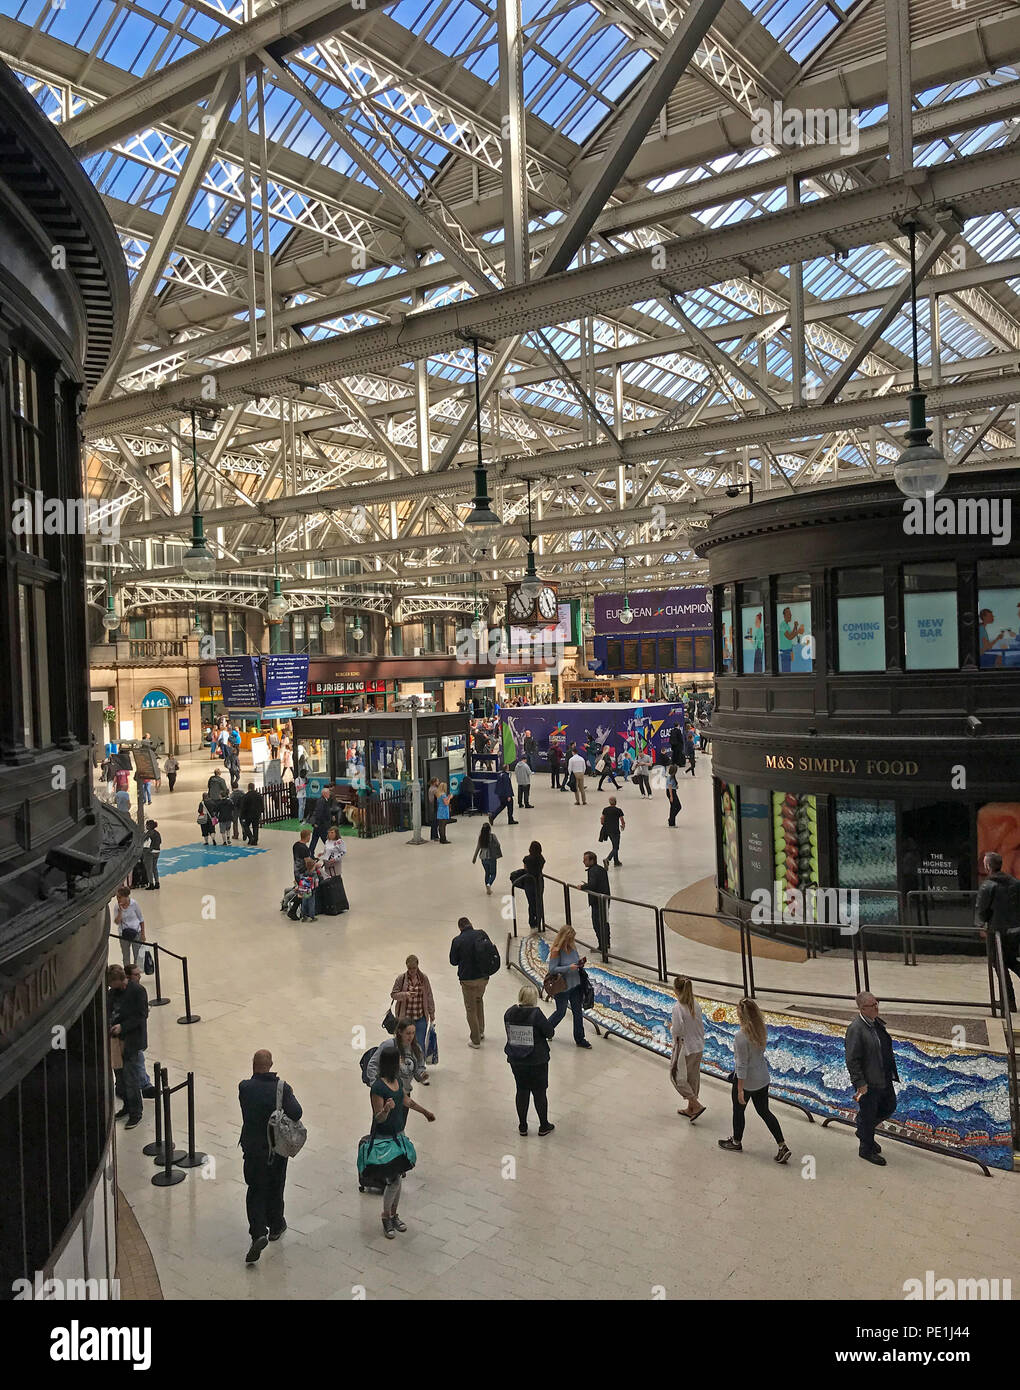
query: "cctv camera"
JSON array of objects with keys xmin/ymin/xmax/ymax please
[
  {"xmin": 967, "ymin": 715, "xmax": 982, "ymax": 734},
  {"xmin": 725, "ymin": 485, "xmax": 740, "ymax": 499},
  {"xmin": 46, "ymin": 846, "xmax": 104, "ymax": 877}
]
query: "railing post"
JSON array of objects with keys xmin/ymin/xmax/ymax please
[
  {"xmin": 511, "ymin": 882, "xmax": 518, "ymax": 938},
  {"xmin": 177, "ymin": 955, "xmax": 201, "ymax": 1025},
  {"xmin": 739, "ymin": 919, "xmax": 750, "ymax": 998},
  {"xmin": 852, "ymin": 934, "xmax": 862, "ymax": 996},
  {"xmin": 563, "ymin": 881, "xmax": 572, "ymax": 928},
  {"xmin": 142, "ymin": 1062, "xmax": 163, "ymax": 1157},
  {"xmin": 152, "ymin": 1070, "xmax": 186, "ymax": 1186},
  {"xmin": 150, "ymin": 942, "xmax": 170, "ymax": 1007},
  {"xmin": 173, "ymin": 1073, "xmax": 208, "ymax": 1169}
]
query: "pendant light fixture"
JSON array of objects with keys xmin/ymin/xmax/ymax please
[
  {"xmin": 351, "ymin": 616, "xmax": 365, "ymax": 643},
  {"xmin": 464, "ymin": 337, "xmax": 500, "ymax": 529},
  {"xmin": 320, "ymin": 596, "xmax": 335, "ymax": 633},
  {"xmin": 190, "ymin": 612, "xmax": 203, "ymax": 637},
  {"xmin": 267, "ymin": 518, "xmax": 287, "ymax": 622},
  {"xmin": 894, "ymin": 219, "xmax": 949, "ymax": 499},
  {"xmin": 581, "ymin": 583, "xmax": 595, "ymax": 640},
  {"xmin": 519, "ymin": 478, "xmax": 542, "ymax": 603},
  {"xmin": 182, "ymin": 408, "xmax": 217, "ymax": 580},
  {"xmin": 470, "ymin": 572, "xmax": 484, "ymax": 640},
  {"xmin": 102, "ymin": 567, "xmax": 120, "ymax": 631},
  {"xmin": 618, "ymin": 556, "xmax": 634, "ymax": 625}
]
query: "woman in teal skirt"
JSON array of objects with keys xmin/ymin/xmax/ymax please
[{"xmin": 360, "ymin": 1045, "xmax": 435, "ymax": 1238}]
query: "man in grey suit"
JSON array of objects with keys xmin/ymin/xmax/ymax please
[{"xmin": 844, "ymin": 992, "xmax": 899, "ymax": 1166}]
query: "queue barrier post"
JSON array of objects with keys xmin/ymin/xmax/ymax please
[
  {"xmin": 177, "ymin": 954, "xmax": 201, "ymax": 1025},
  {"xmin": 150, "ymin": 942, "xmax": 170, "ymax": 1007},
  {"xmin": 174, "ymin": 1072, "xmax": 208, "ymax": 1169},
  {"xmin": 153, "ymin": 1067, "xmax": 190, "ymax": 1189},
  {"xmin": 141, "ymin": 1061, "xmax": 164, "ymax": 1157}
]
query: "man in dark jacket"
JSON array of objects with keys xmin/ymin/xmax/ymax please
[
  {"xmin": 108, "ymin": 964, "xmax": 149, "ymax": 1129},
  {"xmin": 240, "ymin": 782, "xmax": 264, "ymax": 845},
  {"xmin": 230, "ymin": 785, "xmax": 245, "ymax": 840},
  {"xmin": 580, "ymin": 850, "xmax": 611, "ymax": 952},
  {"xmin": 239, "ymin": 1049, "xmax": 302, "ymax": 1263},
  {"xmin": 522, "ymin": 730, "xmax": 538, "ymax": 771},
  {"xmin": 309, "ymin": 785, "xmax": 334, "ymax": 855},
  {"xmin": 489, "ymin": 768, "xmax": 517, "ymax": 826},
  {"xmin": 548, "ymin": 743, "xmax": 563, "ymax": 790},
  {"xmin": 844, "ymin": 992, "xmax": 899, "ymax": 1166},
  {"xmin": 449, "ymin": 916, "xmax": 491, "ymax": 1048},
  {"xmin": 975, "ymin": 851, "xmax": 1020, "ymax": 1011},
  {"xmin": 207, "ymin": 770, "xmax": 228, "ymax": 801}
]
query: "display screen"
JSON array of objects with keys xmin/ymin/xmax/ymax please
[
  {"xmin": 977, "ymin": 588, "xmax": 1020, "ymax": 668},
  {"xmin": 674, "ymin": 635, "xmax": 693, "ymax": 670},
  {"xmin": 640, "ymin": 638, "xmax": 656, "ymax": 671},
  {"xmin": 263, "ymin": 654, "xmax": 310, "ymax": 705},
  {"xmin": 656, "ymin": 637, "xmax": 675, "ymax": 669},
  {"xmin": 622, "ymin": 638, "xmax": 640, "ymax": 670},
  {"xmin": 739, "ymin": 786, "xmax": 773, "ymax": 900},
  {"xmin": 720, "ymin": 607, "xmax": 734, "ymax": 673},
  {"xmin": 216, "ymin": 655, "xmax": 264, "ymax": 707},
  {"xmin": 837, "ymin": 593, "xmax": 885, "ymax": 671},
  {"xmin": 904, "ymin": 591, "xmax": 958, "ymax": 669},
  {"xmin": 693, "ymin": 633, "xmax": 713, "ymax": 671},
  {"xmin": 740, "ymin": 604, "xmax": 764, "ymax": 674},
  {"xmin": 606, "ymin": 638, "xmax": 622, "ymax": 669}
]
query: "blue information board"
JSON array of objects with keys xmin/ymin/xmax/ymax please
[
  {"xmin": 263, "ymin": 654, "xmax": 310, "ymax": 706},
  {"xmin": 216, "ymin": 655, "xmax": 264, "ymax": 707}
]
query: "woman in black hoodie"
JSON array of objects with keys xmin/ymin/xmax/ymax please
[{"xmin": 503, "ymin": 983, "xmax": 556, "ymax": 1136}]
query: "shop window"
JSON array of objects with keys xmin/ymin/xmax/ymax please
[
  {"xmin": 126, "ymin": 617, "xmax": 147, "ymax": 640},
  {"xmin": 836, "ymin": 567, "xmax": 885, "ymax": 672},
  {"xmin": 230, "ymin": 619, "xmax": 246, "ymax": 654},
  {"xmin": 718, "ymin": 583, "xmax": 735, "ymax": 673},
  {"xmin": 900, "ymin": 802, "xmax": 971, "ymax": 924},
  {"xmin": 371, "ymin": 738, "xmax": 408, "ymax": 786},
  {"xmin": 336, "ymin": 738, "xmax": 366, "ymax": 788},
  {"xmin": 977, "ymin": 558, "xmax": 1020, "ymax": 669},
  {"xmin": 442, "ymin": 732, "xmax": 466, "ymax": 783},
  {"xmin": 775, "ymin": 574, "xmax": 813, "ymax": 673},
  {"xmin": 18, "ymin": 583, "xmax": 51, "ymax": 748},
  {"xmin": 739, "ymin": 786, "xmax": 773, "ymax": 899},
  {"xmin": 903, "ymin": 562, "xmax": 957, "ymax": 670},
  {"xmin": 10, "ymin": 353, "xmax": 43, "ymax": 560},
  {"xmin": 737, "ymin": 581, "xmax": 765, "ymax": 675},
  {"xmin": 772, "ymin": 791, "xmax": 818, "ymax": 894},
  {"xmin": 835, "ymin": 798, "xmax": 898, "ymax": 926}
]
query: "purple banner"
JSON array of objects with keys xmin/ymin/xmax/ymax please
[
  {"xmin": 498, "ymin": 702, "xmax": 684, "ymax": 768},
  {"xmin": 595, "ymin": 585, "xmax": 712, "ymax": 635}
]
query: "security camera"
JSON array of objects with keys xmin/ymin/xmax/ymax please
[
  {"xmin": 725, "ymin": 485, "xmax": 740, "ymax": 499},
  {"xmin": 967, "ymin": 715, "xmax": 982, "ymax": 735},
  {"xmin": 45, "ymin": 846, "xmax": 104, "ymax": 899}
]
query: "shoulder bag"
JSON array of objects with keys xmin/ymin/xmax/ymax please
[{"xmin": 268, "ymin": 1079, "xmax": 307, "ymax": 1159}]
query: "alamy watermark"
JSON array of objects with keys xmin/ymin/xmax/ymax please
[
  {"xmin": 902, "ymin": 494, "xmax": 1011, "ymax": 546},
  {"xmin": 750, "ymin": 101, "xmax": 860, "ymax": 156},
  {"xmin": 750, "ymin": 884, "xmax": 860, "ymax": 935},
  {"xmin": 12, "ymin": 490, "xmax": 124, "ymax": 542},
  {"xmin": 902, "ymin": 1270, "xmax": 1011, "ymax": 1300}
]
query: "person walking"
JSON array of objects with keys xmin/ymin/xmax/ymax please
[
  {"xmin": 567, "ymin": 748, "xmax": 587, "ymax": 806},
  {"xmin": 163, "ymin": 754, "xmax": 179, "ymax": 792},
  {"xmin": 580, "ymin": 851, "xmax": 611, "ymax": 953},
  {"xmin": 197, "ymin": 794, "xmax": 215, "ymax": 846},
  {"xmin": 504, "ymin": 983, "xmax": 556, "ymax": 1136},
  {"xmin": 449, "ymin": 916, "xmax": 493, "ymax": 1048},
  {"xmin": 207, "ymin": 769, "xmax": 228, "ymax": 801},
  {"xmin": 595, "ymin": 749, "xmax": 619, "ymax": 790},
  {"xmin": 241, "ymin": 782, "xmax": 264, "ymax": 845},
  {"xmin": 665, "ymin": 764, "xmax": 682, "ymax": 827},
  {"xmin": 239, "ymin": 1049, "xmax": 302, "ymax": 1263},
  {"xmin": 489, "ymin": 767, "xmax": 518, "ymax": 825},
  {"xmin": 225, "ymin": 746, "xmax": 241, "ymax": 791},
  {"xmin": 213, "ymin": 788, "xmax": 233, "ymax": 845},
  {"xmin": 618, "ymin": 747, "xmax": 633, "ymax": 783},
  {"xmin": 633, "ymin": 748, "xmax": 652, "ymax": 797},
  {"xmin": 107, "ymin": 963, "xmax": 148, "ymax": 1131},
  {"xmin": 547, "ymin": 925, "xmax": 591, "ymax": 1048},
  {"xmin": 975, "ymin": 850, "xmax": 1020, "ymax": 1011},
  {"xmin": 309, "ymin": 785, "xmax": 333, "ymax": 855},
  {"xmin": 718, "ymin": 998, "xmax": 791, "ymax": 1163},
  {"xmin": 684, "ymin": 729, "xmax": 697, "ymax": 776},
  {"xmin": 113, "ymin": 887, "xmax": 146, "ymax": 968},
  {"xmin": 366, "ymin": 1018, "xmax": 429, "ymax": 1092},
  {"xmin": 600, "ymin": 797, "xmax": 625, "ymax": 868},
  {"xmin": 230, "ymin": 785, "xmax": 245, "ymax": 841},
  {"xmin": 522, "ymin": 729, "xmax": 538, "ymax": 771},
  {"xmin": 361, "ymin": 1044, "xmax": 435, "ymax": 1239},
  {"xmin": 141, "ymin": 820, "xmax": 161, "ymax": 889},
  {"xmin": 316, "ymin": 827, "xmax": 350, "ymax": 914},
  {"xmin": 670, "ymin": 976, "xmax": 706, "ymax": 1121},
  {"xmin": 548, "ymin": 743, "xmax": 563, "ymax": 790},
  {"xmin": 268, "ymin": 728, "xmax": 280, "ymax": 757},
  {"xmin": 845, "ymin": 991, "xmax": 899, "ymax": 1166},
  {"xmin": 514, "ymin": 758, "xmax": 533, "ymax": 810},
  {"xmin": 472, "ymin": 822, "xmax": 502, "ymax": 894},
  {"xmin": 389, "ymin": 955, "xmax": 436, "ymax": 1055},
  {"xmin": 280, "ymin": 737, "xmax": 293, "ymax": 781}
]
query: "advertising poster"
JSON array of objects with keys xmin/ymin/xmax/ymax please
[
  {"xmin": 739, "ymin": 787, "xmax": 773, "ymax": 899},
  {"xmin": 775, "ymin": 600, "xmax": 813, "ymax": 673},
  {"xmin": 977, "ymin": 802, "xmax": 1020, "ymax": 879},
  {"xmin": 977, "ymin": 588, "xmax": 1020, "ymax": 668},
  {"xmin": 772, "ymin": 791, "xmax": 818, "ymax": 894},
  {"xmin": 720, "ymin": 782, "xmax": 739, "ymax": 894},
  {"xmin": 720, "ymin": 608, "xmax": 734, "ymax": 672},
  {"xmin": 837, "ymin": 593, "xmax": 885, "ymax": 671},
  {"xmin": 250, "ymin": 736, "xmax": 269, "ymax": 768},
  {"xmin": 903, "ymin": 591, "xmax": 958, "ymax": 669},
  {"xmin": 835, "ymin": 797, "xmax": 898, "ymax": 926},
  {"xmin": 497, "ymin": 702, "xmax": 684, "ymax": 768},
  {"xmin": 595, "ymin": 586, "xmax": 711, "ymax": 635},
  {"xmin": 740, "ymin": 604, "xmax": 764, "ymax": 674}
]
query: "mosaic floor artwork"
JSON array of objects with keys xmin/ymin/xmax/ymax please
[
  {"xmin": 153, "ymin": 843, "xmax": 268, "ymax": 877},
  {"xmin": 517, "ymin": 935, "xmax": 1015, "ymax": 1172}
]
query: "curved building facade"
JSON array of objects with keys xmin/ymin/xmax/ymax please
[
  {"xmin": 696, "ymin": 471, "xmax": 1020, "ymax": 945},
  {"xmin": 0, "ymin": 61, "xmax": 136, "ymax": 1298}
]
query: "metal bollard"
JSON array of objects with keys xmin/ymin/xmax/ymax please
[
  {"xmin": 177, "ymin": 955, "xmax": 201, "ymax": 1025},
  {"xmin": 174, "ymin": 1073, "xmax": 208, "ymax": 1169}
]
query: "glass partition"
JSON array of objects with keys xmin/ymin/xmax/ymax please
[
  {"xmin": 371, "ymin": 737, "xmax": 409, "ymax": 789},
  {"xmin": 977, "ymin": 558, "xmax": 1020, "ymax": 668},
  {"xmin": 738, "ymin": 581, "xmax": 765, "ymax": 675}
]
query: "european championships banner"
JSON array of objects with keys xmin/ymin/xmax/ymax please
[{"xmin": 498, "ymin": 702, "xmax": 685, "ymax": 767}]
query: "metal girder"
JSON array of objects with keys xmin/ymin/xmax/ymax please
[
  {"xmin": 885, "ymin": 0, "xmax": 913, "ymax": 180},
  {"xmin": 113, "ymin": 367, "xmax": 1020, "ymax": 545},
  {"xmin": 59, "ymin": 0, "xmax": 391, "ymax": 155},
  {"xmin": 498, "ymin": 0, "xmax": 530, "ymax": 286},
  {"xmin": 83, "ymin": 142, "xmax": 1020, "ymax": 436}
]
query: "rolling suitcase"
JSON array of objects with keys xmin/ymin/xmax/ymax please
[{"xmin": 318, "ymin": 873, "xmax": 349, "ymax": 916}]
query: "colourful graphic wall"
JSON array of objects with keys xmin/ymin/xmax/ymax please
[
  {"xmin": 498, "ymin": 702, "xmax": 684, "ymax": 767},
  {"xmin": 518, "ymin": 936, "xmax": 1014, "ymax": 1171}
]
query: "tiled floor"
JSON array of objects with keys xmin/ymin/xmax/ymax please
[{"xmin": 113, "ymin": 754, "xmax": 1019, "ymax": 1300}]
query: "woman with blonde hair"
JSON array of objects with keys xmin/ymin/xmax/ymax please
[
  {"xmin": 503, "ymin": 983, "xmax": 556, "ymax": 1135},
  {"xmin": 546, "ymin": 925, "xmax": 591, "ymax": 1048},
  {"xmin": 718, "ymin": 998, "xmax": 790, "ymax": 1162},
  {"xmin": 670, "ymin": 976, "xmax": 706, "ymax": 1121}
]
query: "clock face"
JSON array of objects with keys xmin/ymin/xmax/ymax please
[
  {"xmin": 537, "ymin": 587, "xmax": 558, "ymax": 620},
  {"xmin": 508, "ymin": 587, "xmax": 533, "ymax": 620}
]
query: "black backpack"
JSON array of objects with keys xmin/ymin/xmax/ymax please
[
  {"xmin": 359, "ymin": 1045, "xmax": 379, "ymax": 1086},
  {"xmin": 474, "ymin": 931, "xmax": 502, "ymax": 977}
]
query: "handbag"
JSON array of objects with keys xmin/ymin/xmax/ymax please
[
  {"xmin": 425, "ymin": 1024, "xmax": 439, "ymax": 1066},
  {"xmin": 542, "ymin": 972, "xmax": 567, "ymax": 999},
  {"xmin": 109, "ymin": 1036, "xmax": 124, "ymax": 1069},
  {"xmin": 142, "ymin": 946, "xmax": 155, "ymax": 976},
  {"xmin": 268, "ymin": 1078, "xmax": 307, "ymax": 1158},
  {"xmin": 382, "ymin": 1008, "xmax": 398, "ymax": 1033},
  {"xmin": 578, "ymin": 965, "xmax": 595, "ymax": 1010}
]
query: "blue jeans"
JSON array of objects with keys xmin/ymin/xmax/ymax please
[
  {"xmin": 483, "ymin": 859, "xmax": 497, "ymax": 887},
  {"xmin": 410, "ymin": 1016, "xmax": 429, "ymax": 1053},
  {"xmin": 142, "ymin": 783, "xmax": 152, "ymax": 804},
  {"xmin": 550, "ymin": 984, "xmax": 585, "ymax": 1041},
  {"xmin": 301, "ymin": 890, "xmax": 317, "ymax": 918}
]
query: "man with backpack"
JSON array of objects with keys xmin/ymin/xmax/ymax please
[
  {"xmin": 975, "ymin": 851, "xmax": 1020, "ymax": 1012},
  {"xmin": 238, "ymin": 1049, "xmax": 303, "ymax": 1264},
  {"xmin": 449, "ymin": 915, "xmax": 500, "ymax": 1048}
]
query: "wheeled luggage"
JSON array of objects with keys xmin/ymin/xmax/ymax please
[{"xmin": 317, "ymin": 873, "xmax": 350, "ymax": 915}]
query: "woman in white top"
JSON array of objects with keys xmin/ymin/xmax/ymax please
[
  {"xmin": 718, "ymin": 998, "xmax": 790, "ymax": 1163},
  {"xmin": 281, "ymin": 738, "xmax": 294, "ymax": 778},
  {"xmin": 317, "ymin": 825, "xmax": 346, "ymax": 875},
  {"xmin": 670, "ymin": 975, "xmax": 706, "ymax": 1121}
]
